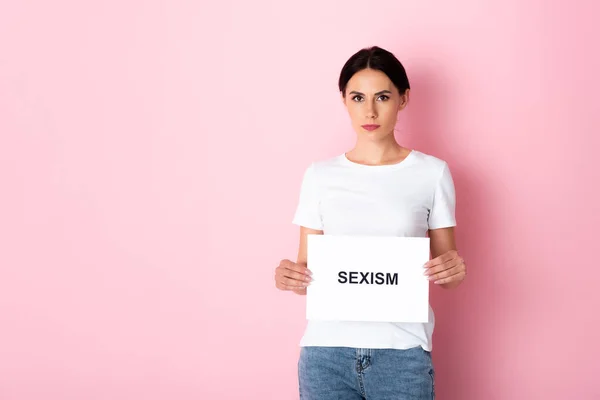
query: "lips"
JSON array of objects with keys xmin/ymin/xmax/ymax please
[{"xmin": 361, "ymin": 124, "xmax": 380, "ymax": 131}]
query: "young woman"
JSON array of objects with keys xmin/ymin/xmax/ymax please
[{"xmin": 274, "ymin": 46, "xmax": 467, "ymax": 400}]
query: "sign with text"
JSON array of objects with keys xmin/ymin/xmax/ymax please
[{"xmin": 306, "ymin": 235, "xmax": 431, "ymax": 323}]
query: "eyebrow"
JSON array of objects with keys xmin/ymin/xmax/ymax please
[{"xmin": 348, "ymin": 90, "xmax": 392, "ymax": 96}]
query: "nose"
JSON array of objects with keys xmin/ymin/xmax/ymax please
[{"xmin": 365, "ymin": 102, "xmax": 377, "ymax": 119}]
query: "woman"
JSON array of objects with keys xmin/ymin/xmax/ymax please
[{"xmin": 275, "ymin": 46, "xmax": 467, "ymax": 400}]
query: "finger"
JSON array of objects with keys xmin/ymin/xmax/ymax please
[
  {"xmin": 277, "ymin": 280, "xmax": 308, "ymax": 291},
  {"xmin": 275, "ymin": 267, "xmax": 311, "ymax": 282},
  {"xmin": 275, "ymin": 266, "xmax": 312, "ymax": 282},
  {"xmin": 275, "ymin": 270, "xmax": 301, "ymax": 283},
  {"xmin": 279, "ymin": 276, "xmax": 310, "ymax": 288},
  {"xmin": 425, "ymin": 251, "xmax": 456, "ymax": 268},
  {"xmin": 277, "ymin": 280, "xmax": 303, "ymax": 291},
  {"xmin": 427, "ymin": 262, "xmax": 465, "ymax": 281},
  {"xmin": 292, "ymin": 288, "xmax": 307, "ymax": 295},
  {"xmin": 277, "ymin": 282, "xmax": 301, "ymax": 291},
  {"xmin": 278, "ymin": 263, "xmax": 312, "ymax": 279},
  {"xmin": 424, "ymin": 256, "xmax": 464, "ymax": 276},
  {"xmin": 284, "ymin": 261, "xmax": 312, "ymax": 276},
  {"xmin": 432, "ymin": 270, "xmax": 466, "ymax": 285},
  {"xmin": 423, "ymin": 250, "xmax": 458, "ymax": 269},
  {"xmin": 283, "ymin": 276, "xmax": 310, "ymax": 287},
  {"xmin": 282, "ymin": 269, "xmax": 312, "ymax": 283}
]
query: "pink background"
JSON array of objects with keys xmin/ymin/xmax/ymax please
[{"xmin": 1, "ymin": 1, "xmax": 598, "ymax": 399}]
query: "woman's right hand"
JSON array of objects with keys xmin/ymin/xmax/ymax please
[{"xmin": 275, "ymin": 259, "xmax": 312, "ymax": 295}]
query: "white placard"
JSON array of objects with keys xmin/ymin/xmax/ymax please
[{"xmin": 306, "ymin": 235, "xmax": 431, "ymax": 323}]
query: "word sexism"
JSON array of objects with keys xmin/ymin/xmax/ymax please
[{"xmin": 338, "ymin": 271, "xmax": 399, "ymax": 285}]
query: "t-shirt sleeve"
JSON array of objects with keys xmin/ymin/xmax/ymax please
[
  {"xmin": 428, "ymin": 162, "xmax": 457, "ymax": 230},
  {"xmin": 292, "ymin": 163, "xmax": 323, "ymax": 230}
]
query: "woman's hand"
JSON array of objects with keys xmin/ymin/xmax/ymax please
[
  {"xmin": 275, "ymin": 259, "xmax": 312, "ymax": 295},
  {"xmin": 423, "ymin": 250, "xmax": 466, "ymax": 287}
]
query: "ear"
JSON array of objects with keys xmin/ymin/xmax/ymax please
[
  {"xmin": 398, "ymin": 88, "xmax": 410, "ymax": 111},
  {"xmin": 341, "ymin": 92, "xmax": 348, "ymax": 107}
]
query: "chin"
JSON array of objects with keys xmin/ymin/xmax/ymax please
[{"xmin": 356, "ymin": 127, "xmax": 391, "ymax": 139}]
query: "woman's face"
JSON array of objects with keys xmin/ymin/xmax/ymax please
[{"xmin": 342, "ymin": 68, "xmax": 409, "ymax": 140}]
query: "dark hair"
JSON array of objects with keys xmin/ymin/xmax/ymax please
[{"xmin": 338, "ymin": 46, "xmax": 410, "ymax": 97}]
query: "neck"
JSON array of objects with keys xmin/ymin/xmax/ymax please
[{"xmin": 347, "ymin": 134, "xmax": 407, "ymax": 165}]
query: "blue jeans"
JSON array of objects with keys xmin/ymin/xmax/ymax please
[{"xmin": 298, "ymin": 346, "xmax": 435, "ymax": 400}]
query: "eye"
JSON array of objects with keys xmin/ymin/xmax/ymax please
[
  {"xmin": 377, "ymin": 95, "xmax": 390, "ymax": 101},
  {"xmin": 351, "ymin": 95, "xmax": 364, "ymax": 102}
]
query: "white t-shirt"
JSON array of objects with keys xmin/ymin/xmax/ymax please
[{"xmin": 292, "ymin": 149, "xmax": 456, "ymax": 351}]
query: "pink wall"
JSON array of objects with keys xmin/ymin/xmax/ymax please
[{"xmin": 1, "ymin": 1, "xmax": 598, "ymax": 399}]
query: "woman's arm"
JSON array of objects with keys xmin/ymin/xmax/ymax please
[{"xmin": 427, "ymin": 227, "xmax": 466, "ymax": 289}]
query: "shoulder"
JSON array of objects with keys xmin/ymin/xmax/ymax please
[
  {"xmin": 303, "ymin": 154, "xmax": 345, "ymax": 175},
  {"xmin": 312, "ymin": 154, "xmax": 345, "ymax": 169},
  {"xmin": 297, "ymin": 155, "xmax": 344, "ymax": 192},
  {"xmin": 410, "ymin": 150, "xmax": 451, "ymax": 176},
  {"xmin": 410, "ymin": 149, "xmax": 448, "ymax": 168}
]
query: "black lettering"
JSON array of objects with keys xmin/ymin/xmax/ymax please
[
  {"xmin": 386, "ymin": 273, "xmax": 398, "ymax": 285},
  {"xmin": 337, "ymin": 271, "xmax": 399, "ymax": 285},
  {"xmin": 360, "ymin": 272, "xmax": 370, "ymax": 284}
]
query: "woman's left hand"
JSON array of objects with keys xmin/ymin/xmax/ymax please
[{"xmin": 423, "ymin": 250, "xmax": 466, "ymax": 286}]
